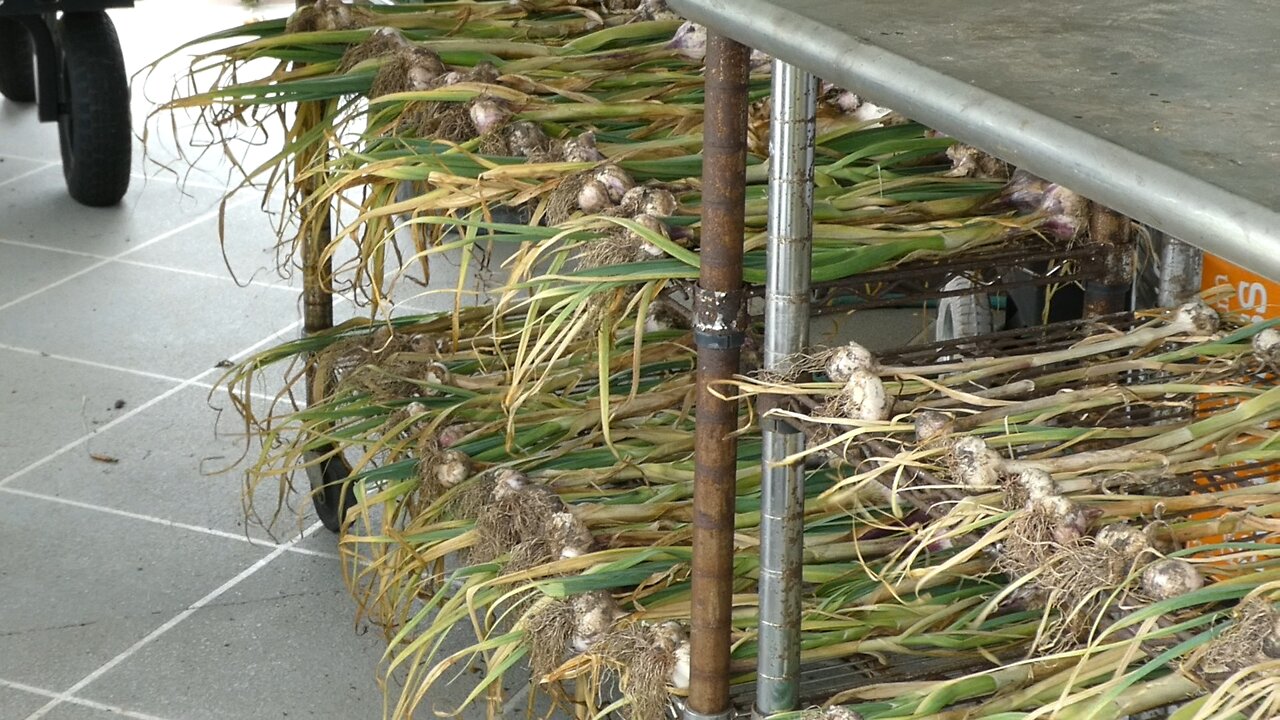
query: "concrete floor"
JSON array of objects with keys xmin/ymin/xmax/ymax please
[{"xmin": 0, "ymin": 2, "xmax": 414, "ymax": 719}]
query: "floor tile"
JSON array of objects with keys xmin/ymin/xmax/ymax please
[
  {"xmin": 0, "ymin": 261, "xmax": 300, "ymax": 378},
  {"xmin": 0, "ymin": 165, "xmax": 224, "ymax": 255},
  {"xmin": 31, "ymin": 699, "xmax": 168, "ymax": 720},
  {"xmin": 126, "ymin": 194, "xmax": 292, "ymax": 288},
  {"xmin": 0, "ymin": 684, "xmax": 50, "ymax": 718},
  {"xmin": 9, "ymin": 385, "xmax": 315, "ymax": 543},
  {"xmin": 0, "ymin": 493, "xmax": 269, "ymax": 691},
  {"xmin": 0, "ymin": 156, "xmax": 52, "ymax": 186},
  {"xmin": 0, "ymin": 349, "xmax": 176, "ymax": 473},
  {"xmin": 0, "ymin": 243, "xmax": 100, "ymax": 308},
  {"xmin": 0, "ymin": 102, "xmax": 58, "ymax": 163},
  {"xmin": 79, "ymin": 552, "xmax": 397, "ymax": 720}
]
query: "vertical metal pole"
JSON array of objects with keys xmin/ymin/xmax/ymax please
[
  {"xmin": 295, "ymin": 0, "xmax": 335, "ymax": 400},
  {"xmin": 1083, "ymin": 204, "xmax": 1135, "ymax": 317},
  {"xmin": 686, "ymin": 32, "xmax": 750, "ymax": 720},
  {"xmin": 1156, "ymin": 233, "xmax": 1204, "ymax": 307},
  {"xmin": 754, "ymin": 61, "xmax": 816, "ymax": 718}
]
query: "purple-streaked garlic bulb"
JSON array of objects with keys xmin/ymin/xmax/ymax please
[
  {"xmin": 1031, "ymin": 494, "xmax": 1092, "ymax": 545},
  {"xmin": 630, "ymin": 214, "xmax": 669, "ymax": 257},
  {"xmin": 468, "ymin": 96, "xmax": 511, "ymax": 135},
  {"xmin": 591, "ymin": 165, "xmax": 635, "ymax": 203},
  {"xmin": 667, "ymin": 21, "xmax": 707, "ymax": 60}
]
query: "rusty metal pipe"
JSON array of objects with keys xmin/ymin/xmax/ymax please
[
  {"xmin": 687, "ymin": 32, "xmax": 750, "ymax": 720},
  {"xmin": 296, "ymin": 0, "xmax": 335, "ymax": 393},
  {"xmin": 1082, "ymin": 203, "xmax": 1135, "ymax": 317}
]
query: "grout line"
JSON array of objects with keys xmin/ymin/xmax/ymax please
[
  {"xmin": 0, "ymin": 487, "xmax": 340, "ymax": 561},
  {"xmin": 0, "ymin": 161, "xmax": 58, "ymax": 189},
  {"xmin": 0, "ymin": 678, "xmax": 175, "ymax": 720},
  {"xmin": 130, "ymin": 171, "xmax": 231, "ymax": 192},
  {"xmin": 0, "ymin": 318, "xmax": 300, "ymax": 491},
  {"xmin": 0, "ymin": 197, "xmax": 249, "ymax": 315},
  {"xmin": 0, "ymin": 237, "xmax": 300, "ymax": 295},
  {"xmin": 0, "ymin": 237, "xmax": 101, "ymax": 258},
  {"xmin": 22, "ymin": 521, "xmax": 325, "ymax": 720},
  {"xmin": 111, "ymin": 257, "xmax": 299, "ymax": 294},
  {"xmin": 186, "ymin": 377, "xmax": 284, "ymax": 405},
  {"xmin": 0, "ymin": 343, "xmax": 191, "ymax": 385}
]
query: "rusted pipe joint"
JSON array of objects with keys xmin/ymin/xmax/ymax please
[{"xmin": 693, "ymin": 286, "xmax": 746, "ymax": 349}]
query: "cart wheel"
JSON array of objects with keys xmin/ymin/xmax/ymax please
[
  {"xmin": 304, "ymin": 445, "xmax": 357, "ymax": 533},
  {"xmin": 0, "ymin": 20, "xmax": 37, "ymax": 103},
  {"xmin": 56, "ymin": 12, "xmax": 131, "ymax": 207},
  {"xmin": 935, "ymin": 276, "xmax": 994, "ymax": 341}
]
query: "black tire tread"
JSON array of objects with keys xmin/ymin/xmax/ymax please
[
  {"xmin": 0, "ymin": 19, "xmax": 37, "ymax": 103},
  {"xmin": 58, "ymin": 12, "xmax": 131, "ymax": 207}
]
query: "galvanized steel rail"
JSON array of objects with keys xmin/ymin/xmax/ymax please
[{"xmin": 668, "ymin": 0, "xmax": 1280, "ymax": 284}]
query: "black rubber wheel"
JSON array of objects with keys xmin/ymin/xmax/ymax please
[
  {"xmin": 57, "ymin": 12, "xmax": 131, "ymax": 207},
  {"xmin": 304, "ymin": 445, "xmax": 357, "ymax": 533},
  {"xmin": 304, "ymin": 361, "xmax": 358, "ymax": 532},
  {"xmin": 0, "ymin": 20, "xmax": 36, "ymax": 103}
]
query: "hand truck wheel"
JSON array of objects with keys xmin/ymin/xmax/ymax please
[
  {"xmin": 56, "ymin": 11, "xmax": 131, "ymax": 207},
  {"xmin": 0, "ymin": 19, "xmax": 37, "ymax": 102},
  {"xmin": 303, "ymin": 365, "xmax": 358, "ymax": 533}
]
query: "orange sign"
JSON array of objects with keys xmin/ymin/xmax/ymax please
[{"xmin": 1202, "ymin": 254, "xmax": 1280, "ymax": 321}]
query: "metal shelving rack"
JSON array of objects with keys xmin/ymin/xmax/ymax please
[{"xmin": 664, "ymin": 1, "xmax": 1280, "ymax": 717}]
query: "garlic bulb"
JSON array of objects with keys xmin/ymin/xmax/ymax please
[
  {"xmin": 839, "ymin": 369, "xmax": 889, "ymax": 421},
  {"xmin": 591, "ymin": 165, "xmax": 635, "ymax": 203},
  {"xmin": 1013, "ymin": 468, "xmax": 1058, "ymax": 503},
  {"xmin": 1172, "ymin": 300, "xmax": 1220, "ymax": 335},
  {"xmin": 571, "ymin": 591, "xmax": 619, "ymax": 652},
  {"xmin": 1032, "ymin": 494, "xmax": 1092, "ymax": 545},
  {"xmin": 492, "ymin": 468, "xmax": 528, "ymax": 499},
  {"xmin": 630, "ymin": 214, "xmax": 669, "ymax": 257},
  {"xmin": 504, "ymin": 121, "xmax": 550, "ymax": 158},
  {"xmin": 951, "ymin": 436, "xmax": 1003, "ymax": 490},
  {"xmin": 1252, "ymin": 327, "xmax": 1279, "ymax": 366},
  {"xmin": 1140, "ymin": 558, "xmax": 1203, "ymax": 601},
  {"xmin": 1094, "ymin": 522, "xmax": 1150, "ymax": 558},
  {"xmin": 434, "ymin": 449, "xmax": 471, "ymax": 488},
  {"xmin": 825, "ymin": 342, "xmax": 876, "ymax": 383},
  {"xmin": 913, "ymin": 410, "xmax": 951, "ymax": 443},
  {"xmin": 620, "ymin": 186, "xmax": 678, "ymax": 218},
  {"xmin": 669, "ymin": 640, "xmax": 691, "ymax": 690},
  {"xmin": 667, "ymin": 21, "xmax": 706, "ymax": 60},
  {"xmin": 561, "ymin": 131, "xmax": 603, "ymax": 163},
  {"xmin": 468, "ymin": 96, "xmax": 510, "ymax": 135},
  {"xmin": 577, "ymin": 180, "xmax": 613, "ymax": 214},
  {"xmin": 1263, "ymin": 616, "xmax": 1280, "ymax": 658}
]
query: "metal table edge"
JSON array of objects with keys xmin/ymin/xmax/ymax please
[{"xmin": 667, "ymin": 0, "xmax": 1280, "ymax": 284}]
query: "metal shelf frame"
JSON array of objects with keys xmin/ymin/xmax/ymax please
[{"xmin": 668, "ymin": 1, "xmax": 1280, "ymax": 717}]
